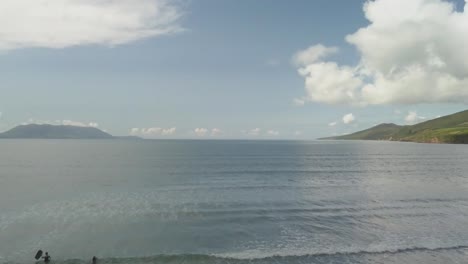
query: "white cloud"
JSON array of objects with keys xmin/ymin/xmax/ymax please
[
  {"xmin": 292, "ymin": 44, "xmax": 338, "ymax": 66},
  {"xmin": 24, "ymin": 119, "xmax": 99, "ymax": 127},
  {"xmin": 62, "ymin": 120, "xmax": 87, "ymax": 127},
  {"xmin": 246, "ymin": 128, "xmax": 261, "ymax": 136},
  {"xmin": 0, "ymin": 0, "xmax": 183, "ymax": 51},
  {"xmin": 404, "ymin": 111, "xmax": 426, "ymax": 124},
  {"xmin": 297, "ymin": 58, "xmax": 364, "ymax": 105},
  {"xmin": 295, "ymin": 0, "xmax": 468, "ymax": 105},
  {"xmin": 130, "ymin": 128, "xmax": 140, "ymax": 135},
  {"xmin": 142, "ymin": 128, "xmax": 162, "ymax": 135},
  {"xmin": 211, "ymin": 128, "xmax": 222, "ymax": 136},
  {"xmin": 294, "ymin": 131, "xmax": 302, "ymax": 136},
  {"xmin": 161, "ymin": 127, "xmax": 176, "ymax": 136},
  {"xmin": 342, "ymin": 113, "xmax": 355, "ymax": 124},
  {"xmin": 267, "ymin": 130, "xmax": 280, "ymax": 136},
  {"xmin": 130, "ymin": 126, "xmax": 176, "ymax": 137},
  {"xmin": 194, "ymin": 128, "xmax": 209, "ymax": 137},
  {"xmin": 293, "ymin": 98, "xmax": 305, "ymax": 106},
  {"xmin": 328, "ymin": 121, "xmax": 337, "ymax": 127},
  {"xmin": 193, "ymin": 128, "xmax": 222, "ymax": 137}
]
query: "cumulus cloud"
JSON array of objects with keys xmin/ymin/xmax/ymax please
[
  {"xmin": 295, "ymin": 0, "xmax": 468, "ymax": 105},
  {"xmin": 292, "ymin": 44, "xmax": 338, "ymax": 66},
  {"xmin": 266, "ymin": 130, "xmax": 280, "ymax": 136},
  {"xmin": 62, "ymin": 120, "xmax": 99, "ymax": 127},
  {"xmin": 342, "ymin": 113, "xmax": 355, "ymax": 124},
  {"xmin": 193, "ymin": 128, "xmax": 222, "ymax": 137},
  {"xmin": 143, "ymin": 128, "xmax": 162, "ymax": 135},
  {"xmin": 161, "ymin": 127, "xmax": 176, "ymax": 136},
  {"xmin": 211, "ymin": 128, "xmax": 222, "ymax": 136},
  {"xmin": 130, "ymin": 127, "xmax": 176, "ymax": 137},
  {"xmin": 0, "ymin": 0, "xmax": 184, "ymax": 51},
  {"xmin": 404, "ymin": 111, "xmax": 426, "ymax": 124},
  {"xmin": 194, "ymin": 128, "xmax": 209, "ymax": 137},
  {"xmin": 130, "ymin": 128, "xmax": 140, "ymax": 135}
]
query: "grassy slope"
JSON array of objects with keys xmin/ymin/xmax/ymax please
[
  {"xmin": 321, "ymin": 123, "xmax": 402, "ymax": 140},
  {"xmin": 401, "ymin": 127, "xmax": 468, "ymax": 143},
  {"xmin": 322, "ymin": 110, "xmax": 468, "ymax": 143}
]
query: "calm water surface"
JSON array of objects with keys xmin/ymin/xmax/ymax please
[{"xmin": 1, "ymin": 140, "xmax": 468, "ymax": 263}]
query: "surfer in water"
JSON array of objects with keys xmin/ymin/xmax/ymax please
[
  {"xmin": 92, "ymin": 256, "xmax": 98, "ymax": 264},
  {"xmin": 42, "ymin": 252, "xmax": 51, "ymax": 263}
]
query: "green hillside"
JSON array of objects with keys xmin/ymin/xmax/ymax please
[{"xmin": 321, "ymin": 110, "xmax": 468, "ymax": 144}]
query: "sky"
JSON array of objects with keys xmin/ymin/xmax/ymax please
[{"xmin": 0, "ymin": 0, "xmax": 467, "ymax": 139}]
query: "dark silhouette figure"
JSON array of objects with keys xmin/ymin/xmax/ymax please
[
  {"xmin": 92, "ymin": 256, "xmax": 98, "ymax": 264},
  {"xmin": 42, "ymin": 252, "xmax": 51, "ymax": 263}
]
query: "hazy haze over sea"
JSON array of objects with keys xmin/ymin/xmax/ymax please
[{"xmin": 1, "ymin": 140, "xmax": 468, "ymax": 264}]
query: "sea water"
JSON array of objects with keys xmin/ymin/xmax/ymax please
[{"xmin": 1, "ymin": 140, "xmax": 468, "ymax": 263}]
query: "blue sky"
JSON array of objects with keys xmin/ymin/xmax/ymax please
[{"xmin": 0, "ymin": 0, "xmax": 467, "ymax": 139}]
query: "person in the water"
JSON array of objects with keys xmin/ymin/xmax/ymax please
[
  {"xmin": 42, "ymin": 252, "xmax": 51, "ymax": 263},
  {"xmin": 92, "ymin": 256, "xmax": 98, "ymax": 264}
]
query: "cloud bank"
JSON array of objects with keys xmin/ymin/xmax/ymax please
[
  {"xmin": 23, "ymin": 119, "xmax": 99, "ymax": 127},
  {"xmin": 193, "ymin": 128, "xmax": 223, "ymax": 137},
  {"xmin": 267, "ymin": 130, "xmax": 280, "ymax": 136},
  {"xmin": 246, "ymin": 128, "xmax": 261, "ymax": 136},
  {"xmin": 194, "ymin": 128, "xmax": 208, "ymax": 137},
  {"xmin": 0, "ymin": 0, "xmax": 184, "ymax": 50},
  {"xmin": 130, "ymin": 127, "xmax": 176, "ymax": 137},
  {"xmin": 62, "ymin": 120, "xmax": 99, "ymax": 127},
  {"xmin": 210, "ymin": 128, "xmax": 222, "ymax": 136},
  {"xmin": 295, "ymin": 0, "xmax": 468, "ymax": 105}
]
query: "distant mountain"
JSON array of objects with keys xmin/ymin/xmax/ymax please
[
  {"xmin": 321, "ymin": 110, "xmax": 468, "ymax": 144},
  {"xmin": 0, "ymin": 124, "xmax": 113, "ymax": 139}
]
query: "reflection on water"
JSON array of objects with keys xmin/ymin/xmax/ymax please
[{"xmin": 1, "ymin": 140, "xmax": 468, "ymax": 263}]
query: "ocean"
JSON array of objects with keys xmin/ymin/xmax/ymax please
[{"xmin": 1, "ymin": 139, "xmax": 468, "ymax": 264}]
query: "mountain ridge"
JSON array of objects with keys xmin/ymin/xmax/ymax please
[
  {"xmin": 0, "ymin": 124, "xmax": 115, "ymax": 139},
  {"xmin": 320, "ymin": 110, "xmax": 468, "ymax": 144}
]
